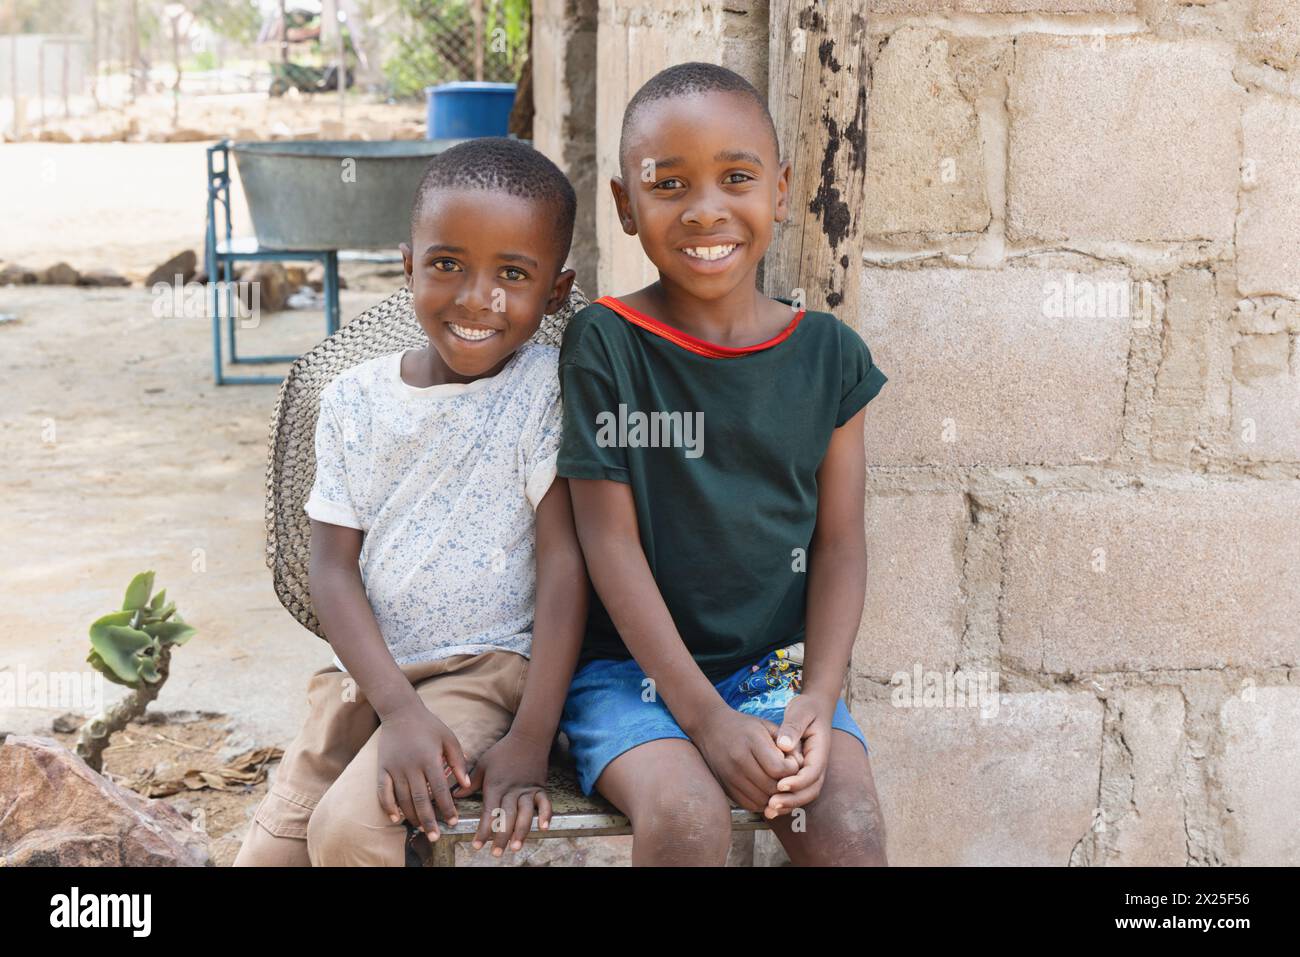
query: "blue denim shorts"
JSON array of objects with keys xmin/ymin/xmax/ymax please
[{"xmin": 559, "ymin": 646, "xmax": 869, "ymax": 795}]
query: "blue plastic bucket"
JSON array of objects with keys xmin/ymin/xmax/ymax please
[{"xmin": 424, "ymin": 82, "xmax": 517, "ymax": 139}]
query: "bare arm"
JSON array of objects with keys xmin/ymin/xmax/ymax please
[
  {"xmin": 566, "ymin": 478, "xmax": 723, "ymax": 733},
  {"xmin": 801, "ymin": 404, "xmax": 869, "ymax": 708},
  {"xmin": 308, "ymin": 519, "xmax": 469, "ymax": 838},
  {"xmin": 768, "ymin": 406, "xmax": 869, "ymax": 813},
  {"xmin": 509, "ymin": 477, "xmax": 589, "ymax": 748},
  {"xmin": 308, "ymin": 520, "xmax": 424, "ymax": 721},
  {"xmin": 453, "ymin": 478, "xmax": 589, "ymax": 855},
  {"xmin": 567, "ymin": 478, "xmax": 795, "ymax": 810}
]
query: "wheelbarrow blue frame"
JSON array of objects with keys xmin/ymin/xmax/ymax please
[{"xmin": 205, "ymin": 139, "xmax": 341, "ymax": 385}]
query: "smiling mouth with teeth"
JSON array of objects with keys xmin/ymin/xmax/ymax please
[
  {"xmin": 447, "ymin": 322, "xmax": 499, "ymax": 341},
  {"xmin": 681, "ymin": 244, "xmax": 738, "ymax": 261}
]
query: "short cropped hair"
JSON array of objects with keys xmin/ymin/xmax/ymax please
[
  {"xmin": 409, "ymin": 136, "xmax": 577, "ymax": 270},
  {"xmin": 619, "ymin": 62, "xmax": 781, "ymax": 175}
]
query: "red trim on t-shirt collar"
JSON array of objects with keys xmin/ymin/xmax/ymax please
[{"xmin": 595, "ymin": 295, "xmax": 804, "ymax": 359}]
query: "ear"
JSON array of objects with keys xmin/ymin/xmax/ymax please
[
  {"xmin": 610, "ymin": 176, "xmax": 638, "ymax": 237},
  {"xmin": 399, "ymin": 241, "xmax": 414, "ymax": 289},
  {"xmin": 774, "ymin": 158, "xmax": 793, "ymax": 224},
  {"xmin": 545, "ymin": 268, "xmax": 577, "ymax": 315}
]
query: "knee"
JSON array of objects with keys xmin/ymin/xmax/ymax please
[
  {"xmin": 304, "ymin": 790, "xmax": 345, "ymax": 866},
  {"xmin": 306, "ymin": 785, "xmax": 398, "ymax": 867},
  {"xmin": 807, "ymin": 793, "xmax": 888, "ymax": 866},
  {"xmin": 632, "ymin": 778, "xmax": 733, "ymax": 865}
]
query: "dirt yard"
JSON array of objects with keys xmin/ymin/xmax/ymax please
[{"xmin": 0, "ymin": 118, "xmax": 412, "ymax": 864}]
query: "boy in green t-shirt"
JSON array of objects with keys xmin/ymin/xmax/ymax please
[{"xmin": 556, "ymin": 63, "xmax": 889, "ymax": 865}]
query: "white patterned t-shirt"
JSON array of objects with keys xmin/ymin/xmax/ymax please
[{"xmin": 305, "ymin": 342, "xmax": 561, "ymax": 670}]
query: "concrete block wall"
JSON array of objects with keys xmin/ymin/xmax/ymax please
[
  {"xmin": 533, "ymin": 0, "xmax": 1300, "ymax": 865},
  {"xmin": 835, "ymin": 0, "xmax": 1300, "ymax": 867}
]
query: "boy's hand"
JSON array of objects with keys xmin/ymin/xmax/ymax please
[
  {"xmin": 765, "ymin": 695, "xmax": 833, "ymax": 818},
  {"xmin": 376, "ymin": 701, "xmax": 471, "ymax": 840},
  {"xmin": 693, "ymin": 707, "xmax": 801, "ymax": 812},
  {"xmin": 453, "ymin": 731, "xmax": 553, "ymax": 857}
]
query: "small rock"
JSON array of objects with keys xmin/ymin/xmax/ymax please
[
  {"xmin": 51, "ymin": 713, "xmax": 83, "ymax": 733},
  {"xmin": 306, "ymin": 262, "xmax": 347, "ymax": 292},
  {"xmin": 37, "ymin": 129, "xmax": 73, "ymax": 143},
  {"xmin": 239, "ymin": 261, "xmax": 290, "ymax": 313},
  {"xmin": 0, "ymin": 263, "xmax": 38, "ymax": 285},
  {"xmin": 76, "ymin": 268, "xmax": 131, "ymax": 288},
  {"xmin": 38, "ymin": 262, "xmax": 80, "ymax": 285},
  {"xmin": 0, "ymin": 735, "xmax": 210, "ymax": 866},
  {"xmin": 145, "ymin": 250, "xmax": 198, "ymax": 288},
  {"xmin": 165, "ymin": 127, "xmax": 210, "ymax": 143}
]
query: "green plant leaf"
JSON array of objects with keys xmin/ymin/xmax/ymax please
[
  {"xmin": 149, "ymin": 588, "xmax": 167, "ymax": 611},
  {"xmin": 86, "ymin": 649, "xmax": 139, "ymax": 688},
  {"xmin": 89, "ymin": 610, "xmax": 136, "ymax": 643},
  {"xmin": 155, "ymin": 602, "xmax": 176, "ymax": 621},
  {"xmin": 143, "ymin": 620, "xmax": 197, "ymax": 646},
  {"xmin": 90, "ymin": 624, "xmax": 156, "ymax": 684},
  {"xmin": 137, "ymin": 654, "xmax": 161, "ymax": 683},
  {"xmin": 122, "ymin": 571, "xmax": 155, "ymax": 611}
]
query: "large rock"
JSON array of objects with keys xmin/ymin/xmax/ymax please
[
  {"xmin": 0, "ymin": 735, "xmax": 210, "ymax": 866},
  {"xmin": 38, "ymin": 262, "xmax": 80, "ymax": 285},
  {"xmin": 145, "ymin": 249, "xmax": 198, "ymax": 288}
]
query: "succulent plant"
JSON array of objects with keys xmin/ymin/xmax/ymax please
[
  {"xmin": 77, "ymin": 572, "xmax": 198, "ymax": 772},
  {"xmin": 87, "ymin": 571, "xmax": 196, "ymax": 687}
]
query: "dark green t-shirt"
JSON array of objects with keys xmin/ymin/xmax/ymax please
[{"xmin": 556, "ymin": 295, "xmax": 887, "ymax": 682}]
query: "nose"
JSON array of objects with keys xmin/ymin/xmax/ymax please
[
  {"xmin": 452, "ymin": 268, "xmax": 497, "ymax": 314},
  {"xmin": 681, "ymin": 183, "xmax": 731, "ymax": 229}
]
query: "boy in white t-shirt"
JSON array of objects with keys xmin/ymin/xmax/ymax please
[{"xmin": 234, "ymin": 137, "xmax": 587, "ymax": 866}]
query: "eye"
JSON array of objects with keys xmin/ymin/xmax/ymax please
[
  {"xmin": 500, "ymin": 266, "xmax": 528, "ymax": 281},
  {"xmin": 430, "ymin": 258, "xmax": 460, "ymax": 272},
  {"xmin": 725, "ymin": 171, "xmax": 755, "ymax": 185},
  {"xmin": 653, "ymin": 177, "xmax": 685, "ymax": 190}
]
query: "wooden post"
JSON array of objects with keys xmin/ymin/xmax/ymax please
[{"xmin": 765, "ymin": 1, "xmax": 870, "ymax": 319}]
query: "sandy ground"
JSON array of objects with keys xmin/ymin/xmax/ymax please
[
  {"xmin": 0, "ymin": 115, "xmax": 423, "ymax": 861},
  {"xmin": 0, "ymin": 142, "xmax": 253, "ymax": 276},
  {"xmin": 0, "ymin": 281, "xmax": 399, "ymax": 863}
]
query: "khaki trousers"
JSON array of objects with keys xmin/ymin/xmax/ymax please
[{"xmin": 232, "ymin": 650, "xmax": 528, "ymax": 867}]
